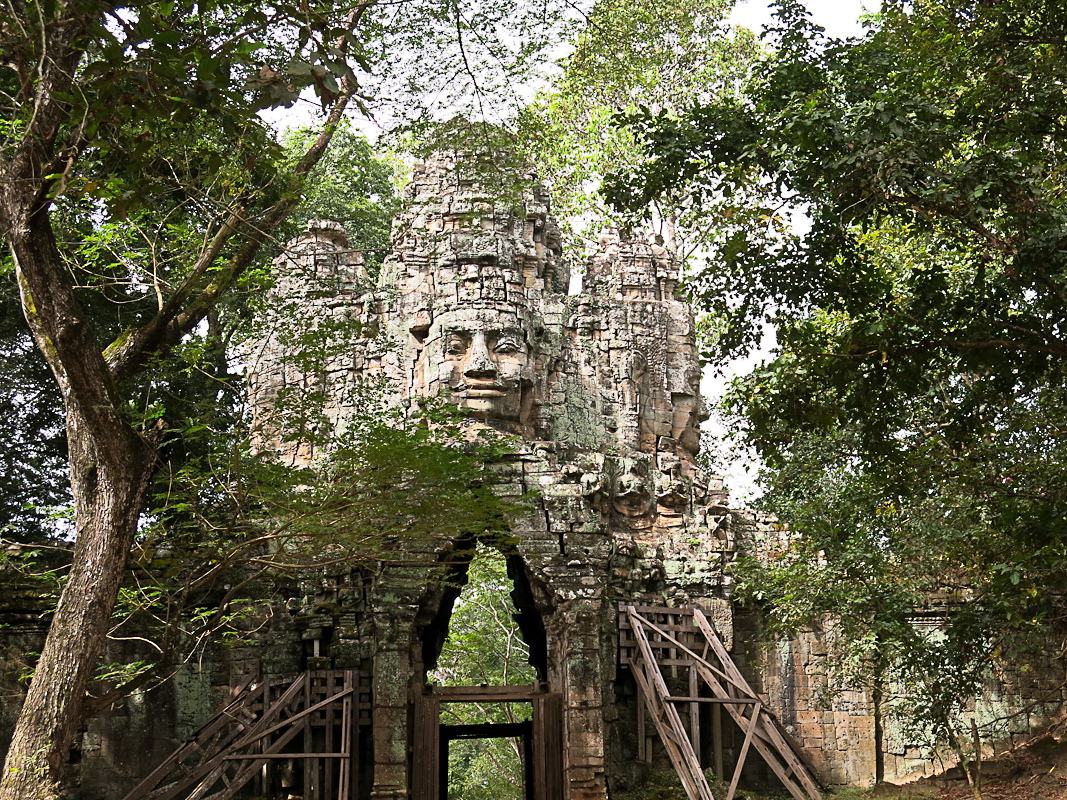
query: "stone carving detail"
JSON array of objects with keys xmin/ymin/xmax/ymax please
[{"xmin": 249, "ymin": 149, "xmax": 733, "ymax": 799}]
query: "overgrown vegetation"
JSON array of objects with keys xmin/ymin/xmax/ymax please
[
  {"xmin": 8, "ymin": 0, "xmax": 1067, "ymax": 793},
  {"xmin": 607, "ymin": 0, "xmax": 1067, "ymax": 792}
]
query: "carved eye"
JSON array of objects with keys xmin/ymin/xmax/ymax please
[{"xmin": 445, "ymin": 335, "xmax": 469, "ymax": 356}]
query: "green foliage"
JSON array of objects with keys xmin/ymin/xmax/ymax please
[
  {"xmin": 432, "ymin": 545, "xmax": 538, "ymax": 687},
  {"xmin": 606, "ymin": 0, "xmax": 1067, "ymax": 764},
  {"xmin": 608, "ymin": 0, "xmax": 1067, "ymax": 362},
  {"xmin": 431, "ymin": 545, "xmax": 537, "ymax": 800},
  {"xmin": 3, "ymin": 0, "xmax": 364, "ymax": 220},
  {"xmin": 0, "ymin": 273, "xmax": 69, "ymax": 541},
  {"xmin": 90, "ymin": 377, "xmax": 528, "ymax": 703},
  {"xmin": 519, "ymin": 0, "xmax": 757, "ymax": 248},
  {"xmin": 0, "ymin": 0, "xmax": 590, "ymax": 789},
  {"xmin": 277, "ymin": 122, "xmax": 404, "ymax": 278},
  {"xmin": 447, "ymin": 734, "xmax": 526, "ymax": 800}
]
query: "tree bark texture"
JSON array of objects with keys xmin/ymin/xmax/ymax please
[{"xmin": 1, "ymin": 208, "xmax": 156, "ymax": 800}]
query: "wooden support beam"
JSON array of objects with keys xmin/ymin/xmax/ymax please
[
  {"xmin": 690, "ymin": 665, "xmax": 700, "ymax": 768},
  {"xmin": 628, "ymin": 607, "xmax": 715, "ymax": 800},
  {"xmin": 726, "ymin": 702, "xmax": 762, "ymax": 800},
  {"xmin": 619, "ymin": 605, "xmax": 823, "ymax": 800},
  {"xmin": 713, "ymin": 703, "xmax": 723, "ymax": 781},
  {"xmin": 441, "ymin": 722, "xmax": 529, "ymax": 740}
]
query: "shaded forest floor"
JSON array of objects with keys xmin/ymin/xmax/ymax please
[
  {"xmin": 618, "ymin": 732, "xmax": 1067, "ymax": 800},
  {"xmin": 869, "ymin": 733, "xmax": 1067, "ymax": 800}
]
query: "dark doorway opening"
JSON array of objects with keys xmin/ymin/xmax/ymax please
[{"xmin": 440, "ymin": 720, "xmax": 535, "ymax": 800}]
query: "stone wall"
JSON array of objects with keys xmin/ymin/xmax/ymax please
[
  {"xmin": 1, "ymin": 150, "xmax": 1064, "ymax": 800},
  {"xmin": 734, "ymin": 510, "xmax": 1066, "ymax": 787}
]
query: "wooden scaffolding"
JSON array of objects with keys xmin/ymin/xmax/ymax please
[
  {"xmin": 121, "ymin": 668, "xmax": 369, "ymax": 800},
  {"xmin": 619, "ymin": 604, "xmax": 822, "ymax": 800}
]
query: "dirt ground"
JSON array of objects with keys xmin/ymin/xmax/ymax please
[
  {"xmin": 865, "ymin": 734, "xmax": 1067, "ymax": 800},
  {"xmin": 616, "ymin": 733, "xmax": 1067, "ymax": 800}
]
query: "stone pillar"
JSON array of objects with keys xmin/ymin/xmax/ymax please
[
  {"xmin": 370, "ymin": 604, "xmax": 420, "ymax": 800},
  {"xmin": 555, "ymin": 601, "xmax": 608, "ymax": 800}
]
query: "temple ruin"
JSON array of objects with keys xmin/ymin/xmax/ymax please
[
  {"xmin": 239, "ymin": 149, "xmax": 743, "ymax": 800},
  {"xmin": 1, "ymin": 151, "xmax": 1063, "ymax": 800}
]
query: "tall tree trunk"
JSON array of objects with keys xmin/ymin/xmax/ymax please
[
  {"xmin": 0, "ymin": 6, "xmax": 354, "ymax": 786},
  {"xmin": 0, "ymin": 211, "xmax": 156, "ymax": 800},
  {"xmin": 0, "ymin": 425, "xmax": 153, "ymax": 799}
]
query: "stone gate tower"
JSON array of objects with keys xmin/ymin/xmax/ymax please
[
  {"xmin": 249, "ymin": 150, "xmax": 736, "ymax": 800},
  {"xmin": 3, "ymin": 147, "xmax": 1062, "ymax": 800}
]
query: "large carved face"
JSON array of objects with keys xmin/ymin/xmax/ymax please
[{"xmin": 434, "ymin": 309, "xmax": 534, "ymax": 423}]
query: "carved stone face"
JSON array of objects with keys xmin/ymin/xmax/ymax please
[
  {"xmin": 671, "ymin": 366, "xmax": 709, "ymax": 456},
  {"xmin": 435, "ymin": 309, "xmax": 533, "ymax": 423}
]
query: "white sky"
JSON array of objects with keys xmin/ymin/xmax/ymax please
[
  {"xmin": 729, "ymin": 0, "xmax": 871, "ymax": 40},
  {"xmin": 264, "ymin": 0, "xmax": 872, "ymax": 137}
]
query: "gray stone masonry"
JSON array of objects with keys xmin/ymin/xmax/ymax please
[{"xmin": 247, "ymin": 150, "xmax": 734, "ymax": 800}]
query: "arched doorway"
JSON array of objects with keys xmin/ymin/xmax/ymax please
[{"xmin": 412, "ymin": 545, "xmax": 562, "ymax": 800}]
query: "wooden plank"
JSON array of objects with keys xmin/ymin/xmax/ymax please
[
  {"xmin": 258, "ymin": 674, "xmax": 269, "ymax": 797},
  {"xmin": 532, "ymin": 694, "xmax": 565, "ymax": 800},
  {"xmin": 412, "ymin": 694, "xmax": 440, "ymax": 800},
  {"xmin": 686, "ymin": 645, "xmax": 801, "ymax": 797},
  {"xmin": 532, "ymin": 696, "xmax": 548, "ymax": 800},
  {"xmin": 636, "ymin": 682, "xmax": 646, "ymax": 762},
  {"xmin": 626, "ymin": 606, "xmax": 822, "ymax": 800},
  {"xmin": 713, "ymin": 703, "xmax": 723, "ymax": 781},
  {"xmin": 199, "ymin": 712, "xmax": 309, "ymax": 800},
  {"xmin": 338, "ymin": 673, "xmax": 352, "ymax": 800},
  {"xmin": 630, "ymin": 609, "xmax": 747, "ymax": 695},
  {"xmin": 433, "ymin": 684, "xmax": 545, "ymax": 701},
  {"xmin": 522, "ymin": 719, "xmax": 535, "ymax": 800},
  {"xmin": 325, "ymin": 675, "xmax": 335, "ymax": 800},
  {"xmin": 222, "ymin": 752, "xmax": 350, "ymax": 759},
  {"xmin": 303, "ymin": 672, "xmax": 312, "ymax": 800},
  {"xmin": 689, "ymin": 665, "xmax": 700, "ymax": 768},
  {"xmin": 134, "ymin": 672, "xmax": 354, "ymax": 800},
  {"xmin": 726, "ymin": 702, "xmax": 761, "ymax": 800},
  {"xmin": 227, "ymin": 687, "xmax": 354, "ymax": 748},
  {"xmin": 691, "ymin": 611, "xmax": 758, "ymax": 696},
  {"xmin": 442, "ymin": 722, "xmax": 528, "ymax": 739},
  {"xmin": 630, "ymin": 652, "xmax": 701, "ymax": 800},
  {"xmin": 682, "ymin": 618, "xmax": 819, "ymax": 800},
  {"xmin": 691, "ymin": 609, "xmax": 821, "ymax": 800}
]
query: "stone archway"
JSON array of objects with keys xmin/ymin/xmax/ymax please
[{"xmin": 410, "ymin": 543, "xmax": 559, "ymax": 800}]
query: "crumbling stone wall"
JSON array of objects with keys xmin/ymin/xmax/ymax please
[
  {"xmin": 735, "ymin": 510, "xmax": 1066, "ymax": 787},
  {"xmin": 2, "ymin": 150, "xmax": 1064, "ymax": 800}
]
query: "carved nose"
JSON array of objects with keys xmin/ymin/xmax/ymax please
[{"xmin": 464, "ymin": 337, "xmax": 496, "ymax": 378}]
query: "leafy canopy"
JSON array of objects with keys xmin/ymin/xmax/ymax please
[
  {"xmin": 606, "ymin": 0, "xmax": 1067, "ymax": 760},
  {"xmin": 518, "ymin": 0, "xmax": 757, "ymax": 250}
]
